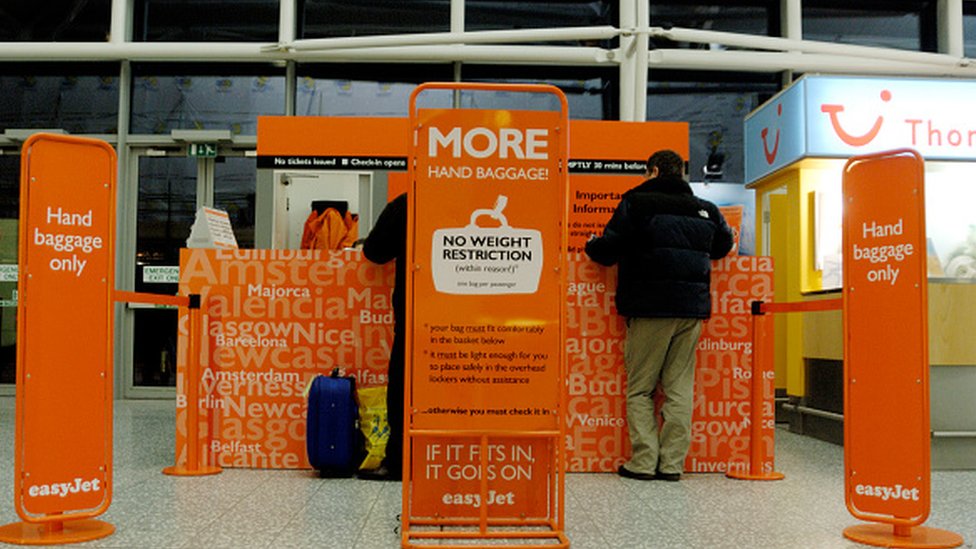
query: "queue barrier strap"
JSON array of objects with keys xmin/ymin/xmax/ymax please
[
  {"xmin": 728, "ymin": 297, "xmax": 841, "ymax": 482},
  {"xmin": 113, "ymin": 290, "xmax": 190, "ymax": 308},
  {"xmin": 113, "ymin": 291, "xmax": 221, "ymax": 477},
  {"xmin": 756, "ymin": 298, "xmax": 842, "ymax": 314}
]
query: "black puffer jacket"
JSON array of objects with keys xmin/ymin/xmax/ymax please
[
  {"xmin": 584, "ymin": 176, "xmax": 734, "ymax": 319},
  {"xmin": 362, "ymin": 192, "xmax": 407, "ymax": 330}
]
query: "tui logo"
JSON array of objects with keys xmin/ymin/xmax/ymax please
[
  {"xmin": 760, "ymin": 103, "xmax": 782, "ymax": 165},
  {"xmin": 820, "ymin": 90, "xmax": 892, "ymax": 147}
]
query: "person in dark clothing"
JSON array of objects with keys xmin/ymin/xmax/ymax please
[
  {"xmin": 360, "ymin": 192, "xmax": 407, "ymax": 481},
  {"xmin": 585, "ymin": 150, "xmax": 734, "ymax": 482}
]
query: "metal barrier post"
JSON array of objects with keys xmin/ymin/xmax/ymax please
[
  {"xmin": 727, "ymin": 300, "xmax": 785, "ymax": 481},
  {"xmin": 160, "ymin": 294, "xmax": 222, "ymax": 477}
]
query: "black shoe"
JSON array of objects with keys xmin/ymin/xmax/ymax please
[
  {"xmin": 654, "ymin": 471, "xmax": 681, "ymax": 482},
  {"xmin": 617, "ymin": 464, "xmax": 655, "ymax": 481},
  {"xmin": 357, "ymin": 466, "xmax": 401, "ymax": 481}
]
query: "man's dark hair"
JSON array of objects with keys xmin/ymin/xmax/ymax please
[{"xmin": 646, "ymin": 150, "xmax": 685, "ymax": 177}]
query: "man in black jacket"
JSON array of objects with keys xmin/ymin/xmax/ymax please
[
  {"xmin": 360, "ymin": 192, "xmax": 407, "ymax": 481},
  {"xmin": 585, "ymin": 150, "xmax": 734, "ymax": 481}
]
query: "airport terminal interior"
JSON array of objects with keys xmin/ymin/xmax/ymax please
[{"xmin": 3, "ymin": 2, "xmax": 976, "ymax": 548}]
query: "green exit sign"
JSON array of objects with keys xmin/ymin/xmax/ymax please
[{"xmin": 188, "ymin": 143, "xmax": 218, "ymax": 158}]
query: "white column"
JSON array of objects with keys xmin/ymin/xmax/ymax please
[
  {"xmin": 618, "ymin": 0, "xmax": 637, "ymax": 121},
  {"xmin": 939, "ymin": 0, "xmax": 965, "ymax": 56},
  {"xmin": 781, "ymin": 0, "xmax": 802, "ymax": 86},
  {"xmin": 632, "ymin": 0, "xmax": 649, "ymax": 122},
  {"xmin": 279, "ymin": 0, "xmax": 297, "ymax": 44},
  {"xmin": 109, "ymin": 0, "xmax": 132, "ymax": 43}
]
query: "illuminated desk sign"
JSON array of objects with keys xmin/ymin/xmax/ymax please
[{"xmin": 745, "ymin": 75, "xmax": 976, "ymax": 183}]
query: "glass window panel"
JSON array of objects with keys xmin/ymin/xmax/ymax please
[
  {"xmin": 134, "ymin": 0, "xmax": 278, "ymax": 42},
  {"xmin": 647, "ymin": 72, "xmax": 779, "ymax": 184},
  {"xmin": 133, "ymin": 156, "xmax": 196, "ymax": 388},
  {"xmin": 296, "ymin": 64, "xmax": 454, "ymax": 117},
  {"xmin": 802, "ymin": 1, "xmax": 937, "ymax": 52},
  {"xmin": 466, "ymin": 1, "xmax": 614, "ymax": 46},
  {"xmin": 461, "ymin": 66, "xmax": 615, "ymax": 120},
  {"xmin": 131, "ymin": 64, "xmax": 285, "ymax": 134},
  {"xmin": 215, "ymin": 157, "xmax": 257, "ymax": 249},
  {"xmin": 0, "ymin": 156, "xmax": 18, "ymax": 385},
  {"xmin": 0, "ymin": 0, "xmax": 110, "ymax": 41},
  {"xmin": 301, "ymin": 0, "xmax": 450, "ymax": 38},
  {"xmin": 649, "ymin": 1, "xmax": 777, "ymax": 48},
  {"xmin": 965, "ymin": 2, "xmax": 976, "ymax": 58},
  {"xmin": 0, "ymin": 65, "xmax": 119, "ymax": 134}
]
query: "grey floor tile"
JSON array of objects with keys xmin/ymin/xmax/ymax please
[{"xmin": 0, "ymin": 398, "xmax": 974, "ymax": 548}]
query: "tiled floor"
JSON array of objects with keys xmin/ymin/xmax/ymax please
[{"xmin": 0, "ymin": 397, "xmax": 973, "ymax": 548}]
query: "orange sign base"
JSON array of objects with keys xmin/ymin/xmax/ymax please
[
  {"xmin": 0, "ymin": 519, "xmax": 115, "ymax": 545},
  {"xmin": 843, "ymin": 524, "xmax": 963, "ymax": 549},
  {"xmin": 162, "ymin": 464, "xmax": 223, "ymax": 477},
  {"xmin": 726, "ymin": 470, "xmax": 785, "ymax": 481}
]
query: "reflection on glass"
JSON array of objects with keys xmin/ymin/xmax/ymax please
[
  {"xmin": 466, "ymin": 0, "xmax": 614, "ymax": 46},
  {"xmin": 649, "ymin": 2, "xmax": 774, "ymax": 47},
  {"xmin": 302, "ymin": 0, "xmax": 450, "ymax": 38},
  {"xmin": 458, "ymin": 79, "xmax": 606, "ymax": 120},
  {"xmin": 134, "ymin": 157, "xmax": 196, "ymax": 388},
  {"xmin": 215, "ymin": 157, "xmax": 257, "ymax": 249},
  {"xmin": 134, "ymin": 0, "xmax": 278, "ymax": 42},
  {"xmin": 802, "ymin": 3, "xmax": 932, "ymax": 52},
  {"xmin": 297, "ymin": 78, "xmax": 454, "ymax": 117},
  {"xmin": 131, "ymin": 71, "xmax": 284, "ymax": 134},
  {"xmin": 0, "ymin": 0, "xmax": 110, "ymax": 41},
  {"xmin": 0, "ymin": 157, "xmax": 17, "ymax": 385},
  {"xmin": 648, "ymin": 76, "xmax": 777, "ymax": 183},
  {"xmin": 0, "ymin": 72, "xmax": 119, "ymax": 134},
  {"xmin": 966, "ymin": 6, "xmax": 976, "ymax": 58}
]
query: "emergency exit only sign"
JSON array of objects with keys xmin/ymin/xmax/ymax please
[{"xmin": 188, "ymin": 143, "xmax": 217, "ymax": 158}]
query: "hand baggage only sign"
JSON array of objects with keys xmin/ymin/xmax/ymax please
[{"xmin": 842, "ymin": 149, "xmax": 930, "ymax": 525}]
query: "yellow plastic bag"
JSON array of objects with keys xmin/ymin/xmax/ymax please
[{"xmin": 357, "ymin": 386, "xmax": 389, "ymax": 470}]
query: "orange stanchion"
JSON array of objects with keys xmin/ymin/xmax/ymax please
[
  {"xmin": 727, "ymin": 298, "xmax": 843, "ymax": 482},
  {"xmin": 162, "ymin": 294, "xmax": 222, "ymax": 477},
  {"xmin": 727, "ymin": 301, "xmax": 785, "ymax": 481}
]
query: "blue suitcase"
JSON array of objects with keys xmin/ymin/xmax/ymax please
[{"xmin": 306, "ymin": 368, "xmax": 361, "ymax": 477}]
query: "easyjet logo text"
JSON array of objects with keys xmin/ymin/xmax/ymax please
[
  {"xmin": 854, "ymin": 482, "xmax": 920, "ymax": 502},
  {"xmin": 428, "ymin": 127, "xmax": 549, "ymax": 160},
  {"xmin": 28, "ymin": 477, "xmax": 102, "ymax": 498}
]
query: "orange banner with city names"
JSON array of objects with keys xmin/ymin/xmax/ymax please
[
  {"xmin": 16, "ymin": 134, "xmax": 116, "ymax": 517},
  {"xmin": 565, "ymin": 252, "xmax": 774, "ymax": 473},
  {"xmin": 176, "ymin": 249, "xmax": 394, "ymax": 469},
  {"xmin": 562, "ymin": 128, "xmax": 774, "ymax": 474},
  {"xmin": 690, "ymin": 256, "xmax": 775, "ymax": 474},
  {"xmin": 407, "ymin": 97, "xmax": 567, "ymax": 518},
  {"xmin": 842, "ymin": 150, "xmax": 929, "ymax": 524}
]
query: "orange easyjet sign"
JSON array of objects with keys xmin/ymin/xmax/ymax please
[
  {"xmin": 842, "ymin": 149, "xmax": 929, "ymax": 525},
  {"xmin": 15, "ymin": 134, "xmax": 116, "ymax": 520},
  {"xmin": 406, "ymin": 84, "xmax": 568, "ymax": 520}
]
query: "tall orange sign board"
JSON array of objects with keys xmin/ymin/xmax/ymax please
[
  {"xmin": 842, "ymin": 150, "xmax": 930, "ymax": 526},
  {"xmin": 405, "ymin": 84, "xmax": 567, "ymax": 534},
  {"xmin": 1, "ymin": 134, "xmax": 116, "ymax": 544}
]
